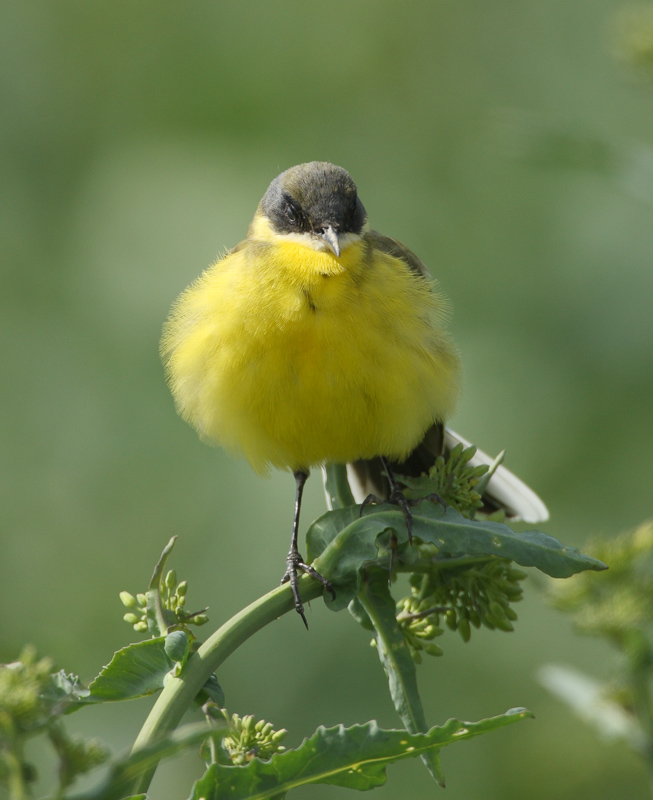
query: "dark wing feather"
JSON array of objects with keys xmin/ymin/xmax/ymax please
[{"xmin": 365, "ymin": 230, "xmax": 433, "ymax": 280}]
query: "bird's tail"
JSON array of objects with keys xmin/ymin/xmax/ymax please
[{"xmin": 341, "ymin": 424, "xmax": 549, "ymax": 523}]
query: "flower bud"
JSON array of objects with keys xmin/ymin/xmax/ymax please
[
  {"xmin": 120, "ymin": 592, "xmax": 139, "ymax": 610},
  {"xmin": 425, "ymin": 643, "xmax": 444, "ymax": 657},
  {"xmin": 458, "ymin": 617, "xmax": 471, "ymax": 643}
]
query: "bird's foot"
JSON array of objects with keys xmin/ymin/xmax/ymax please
[
  {"xmin": 360, "ymin": 488, "xmax": 447, "ymax": 545},
  {"xmin": 280, "ymin": 549, "xmax": 336, "ymax": 629}
]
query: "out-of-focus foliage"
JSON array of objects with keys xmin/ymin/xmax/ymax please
[
  {"xmin": 2, "ymin": 2, "xmax": 653, "ymax": 798},
  {"xmin": 549, "ymin": 520, "xmax": 653, "ymax": 640},
  {"xmin": 544, "ymin": 521, "xmax": 653, "ymax": 785}
]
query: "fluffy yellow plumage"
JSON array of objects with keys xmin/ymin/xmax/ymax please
[{"xmin": 162, "ymin": 212, "xmax": 459, "ymax": 475}]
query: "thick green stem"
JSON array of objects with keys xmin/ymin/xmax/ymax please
[{"xmin": 128, "ymin": 577, "xmax": 324, "ymax": 795}]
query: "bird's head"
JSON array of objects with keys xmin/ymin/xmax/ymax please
[{"xmin": 259, "ymin": 162, "xmax": 367, "ymax": 257}]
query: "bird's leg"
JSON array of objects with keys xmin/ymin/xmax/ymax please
[
  {"xmin": 360, "ymin": 457, "xmax": 447, "ymax": 547},
  {"xmin": 280, "ymin": 469, "xmax": 336, "ymax": 629}
]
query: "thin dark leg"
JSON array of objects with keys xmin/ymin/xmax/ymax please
[
  {"xmin": 380, "ymin": 456, "xmax": 414, "ymax": 544},
  {"xmin": 280, "ymin": 470, "xmax": 335, "ymax": 629},
  {"xmin": 360, "ymin": 457, "xmax": 447, "ymax": 549}
]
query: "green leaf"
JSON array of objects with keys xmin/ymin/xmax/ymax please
[
  {"xmin": 42, "ymin": 670, "xmax": 92, "ymax": 714},
  {"xmin": 145, "ymin": 537, "xmax": 179, "ymax": 636},
  {"xmin": 86, "ymin": 638, "xmax": 172, "ymax": 702},
  {"xmin": 200, "ymin": 673, "xmax": 226, "ymax": 707},
  {"xmin": 358, "ymin": 571, "xmax": 444, "ymax": 785},
  {"xmin": 307, "ymin": 507, "xmax": 391, "ymax": 609},
  {"xmin": 62, "ymin": 722, "xmax": 227, "ymax": 800},
  {"xmin": 347, "ymin": 597, "xmax": 374, "ymax": 631},
  {"xmin": 307, "ymin": 504, "xmax": 607, "ymax": 608},
  {"xmin": 188, "ymin": 712, "xmax": 532, "ymax": 800}
]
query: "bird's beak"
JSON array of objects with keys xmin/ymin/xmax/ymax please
[{"xmin": 321, "ymin": 224, "xmax": 341, "ymax": 257}]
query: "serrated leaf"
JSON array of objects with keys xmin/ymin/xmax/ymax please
[
  {"xmin": 40, "ymin": 670, "xmax": 91, "ymax": 714},
  {"xmin": 188, "ymin": 712, "xmax": 532, "ymax": 800},
  {"xmin": 359, "ymin": 572, "xmax": 444, "ymax": 785},
  {"xmin": 307, "ymin": 504, "xmax": 606, "ymax": 608},
  {"xmin": 86, "ymin": 638, "xmax": 172, "ymax": 702}
]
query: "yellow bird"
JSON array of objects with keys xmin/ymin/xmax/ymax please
[{"xmin": 161, "ymin": 161, "xmax": 546, "ymax": 626}]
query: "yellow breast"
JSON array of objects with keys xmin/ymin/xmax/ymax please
[{"xmin": 161, "ymin": 231, "xmax": 460, "ymax": 474}]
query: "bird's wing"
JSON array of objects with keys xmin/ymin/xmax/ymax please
[{"xmin": 366, "ymin": 230, "xmax": 433, "ymax": 280}]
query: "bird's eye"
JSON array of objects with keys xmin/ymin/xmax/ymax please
[{"xmin": 285, "ymin": 204, "xmax": 297, "ymax": 224}]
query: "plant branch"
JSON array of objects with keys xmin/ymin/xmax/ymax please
[{"xmin": 128, "ymin": 576, "xmax": 325, "ymax": 795}]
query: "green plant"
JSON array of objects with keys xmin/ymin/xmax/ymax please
[
  {"xmin": 0, "ymin": 447, "xmax": 605, "ymax": 799},
  {"xmin": 541, "ymin": 520, "xmax": 653, "ymax": 795}
]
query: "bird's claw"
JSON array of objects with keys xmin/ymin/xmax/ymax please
[{"xmin": 281, "ymin": 550, "xmax": 335, "ymax": 629}]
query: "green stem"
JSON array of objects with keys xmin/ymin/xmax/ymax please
[
  {"xmin": 3, "ymin": 749, "xmax": 30, "ymax": 800},
  {"xmin": 128, "ymin": 577, "xmax": 324, "ymax": 795},
  {"xmin": 0, "ymin": 713, "xmax": 30, "ymax": 800}
]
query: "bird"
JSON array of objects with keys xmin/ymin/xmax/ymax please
[{"xmin": 161, "ymin": 161, "xmax": 547, "ymax": 627}]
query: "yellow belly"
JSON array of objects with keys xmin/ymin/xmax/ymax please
[{"xmin": 161, "ymin": 238, "xmax": 460, "ymax": 474}]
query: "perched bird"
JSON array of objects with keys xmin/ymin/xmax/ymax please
[{"xmin": 161, "ymin": 162, "xmax": 547, "ymax": 626}]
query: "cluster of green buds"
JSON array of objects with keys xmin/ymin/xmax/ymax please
[
  {"xmin": 400, "ymin": 443, "xmax": 492, "ymax": 518},
  {"xmin": 548, "ymin": 520, "xmax": 653, "ymax": 642},
  {"xmin": 120, "ymin": 568, "xmax": 208, "ymax": 635},
  {"xmin": 398, "ymin": 556, "xmax": 526, "ymax": 658},
  {"xmin": 396, "ymin": 596, "xmax": 445, "ymax": 662},
  {"xmin": 120, "ymin": 590, "xmax": 150, "ymax": 633},
  {"xmin": 0, "ymin": 645, "xmax": 55, "ymax": 734},
  {"xmin": 203, "ymin": 704, "xmax": 287, "ymax": 765}
]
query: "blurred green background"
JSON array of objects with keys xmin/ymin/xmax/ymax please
[{"xmin": 2, "ymin": 1, "xmax": 653, "ymax": 797}]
